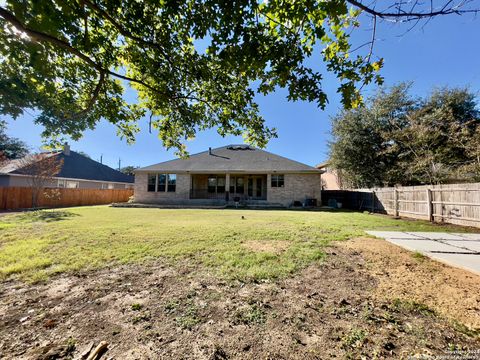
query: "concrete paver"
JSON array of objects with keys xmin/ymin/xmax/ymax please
[{"xmin": 366, "ymin": 231, "xmax": 480, "ymax": 275}]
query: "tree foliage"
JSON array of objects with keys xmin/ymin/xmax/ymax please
[
  {"xmin": 120, "ymin": 165, "xmax": 138, "ymax": 175},
  {"xmin": 17, "ymin": 153, "xmax": 64, "ymax": 207},
  {"xmin": 0, "ymin": 0, "xmax": 475, "ymax": 155},
  {"xmin": 0, "ymin": 120, "xmax": 29, "ymax": 159},
  {"xmin": 329, "ymin": 84, "xmax": 480, "ymax": 188}
]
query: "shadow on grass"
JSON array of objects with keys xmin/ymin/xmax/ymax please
[{"xmin": 17, "ymin": 210, "xmax": 80, "ymax": 223}]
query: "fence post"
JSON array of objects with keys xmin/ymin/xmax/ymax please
[
  {"xmin": 426, "ymin": 188, "xmax": 433, "ymax": 222},
  {"xmin": 371, "ymin": 190, "xmax": 375, "ymax": 213},
  {"xmin": 394, "ymin": 188, "xmax": 399, "ymax": 217}
]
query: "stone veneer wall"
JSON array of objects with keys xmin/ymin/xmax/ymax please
[
  {"xmin": 267, "ymin": 173, "xmax": 322, "ymax": 206},
  {"xmin": 134, "ymin": 172, "xmax": 190, "ymax": 203}
]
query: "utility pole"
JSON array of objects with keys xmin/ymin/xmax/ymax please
[
  {"xmin": 118, "ymin": 158, "xmax": 121, "ymax": 171},
  {"xmin": 100, "ymin": 154, "xmax": 103, "ymax": 164}
]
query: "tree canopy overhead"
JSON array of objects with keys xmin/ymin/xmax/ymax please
[{"xmin": 0, "ymin": 0, "xmax": 477, "ymax": 155}]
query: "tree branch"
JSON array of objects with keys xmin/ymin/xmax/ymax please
[
  {"xmin": 81, "ymin": 0, "xmax": 188, "ymax": 75},
  {"xmin": 346, "ymin": 0, "xmax": 479, "ymax": 20},
  {"xmin": 366, "ymin": 15, "xmax": 376, "ymax": 63},
  {"xmin": 0, "ymin": 6, "xmax": 169, "ymax": 97},
  {"xmin": 68, "ymin": 70, "xmax": 105, "ymax": 119},
  {"xmin": 0, "ymin": 6, "xmax": 99, "ymax": 70},
  {"xmin": 81, "ymin": 0, "xmax": 158, "ymax": 49}
]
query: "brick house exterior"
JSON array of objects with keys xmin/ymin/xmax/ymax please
[{"xmin": 134, "ymin": 145, "xmax": 322, "ymax": 207}]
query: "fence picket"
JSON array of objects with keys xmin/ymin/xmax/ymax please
[
  {"xmin": 322, "ymin": 182, "xmax": 480, "ymax": 228},
  {"xmin": 0, "ymin": 187, "xmax": 133, "ymax": 210}
]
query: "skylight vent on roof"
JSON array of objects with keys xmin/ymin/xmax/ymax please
[{"xmin": 227, "ymin": 145, "xmax": 253, "ymax": 151}]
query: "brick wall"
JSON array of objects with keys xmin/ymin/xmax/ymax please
[
  {"xmin": 134, "ymin": 172, "xmax": 190, "ymax": 203},
  {"xmin": 134, "ymin": 172, "xmax": 322, "ymax": 206},
  {"xmin": 267, "ymin": 173, "xmax": 322, "ymax": 206}
]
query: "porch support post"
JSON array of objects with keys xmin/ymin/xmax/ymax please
[{"xmin": 225, "ymin": 173, "xmax": 230, "ymax": 201}]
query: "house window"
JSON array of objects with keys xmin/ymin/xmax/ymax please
[
  {"xmin": 158, "ymin": 174, "xmax": 167, "ymax": 192},
  {"xmin": 271, "ymin": 174, "xmax": 284, "ymax": 188},
  {"xmin": 217, "ymin": 177, "xmax": 225, "ymax": 193},
  {"xmin": 58, "ymin": 179, "xmax": 79, "ymax": 188},
  {"xmin": 207, "ymin": 175, "xmax": 226, "ymax": 193},
  {"xmin": 147, "ymin": 174, "xmax": 156, "ymax": 192},
  {"xmin": 208, "ymin": 176, "xmax": 217, "ymax": 193},
  {"xmin": 167, "ymin": 174, "xmax": 176, "ymax": 192},
  {"xmin": 229, "ymin": 176, "xmax": 244, "ymax": 194},
  {"xmin": 66, "ymin": 180, "xmax": 79, "ymax": 189},
  {"xmin": 149, "ymin": 173, "xmax": 176, "ymax": 192},
  {"xmin": 235, "ymin": 177, "xmax": 244, "ymax": 194}
]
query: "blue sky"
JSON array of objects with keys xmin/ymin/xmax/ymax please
[{"xmin": 3, "ymin": 13, "xmax": 480, "ymax": 170}]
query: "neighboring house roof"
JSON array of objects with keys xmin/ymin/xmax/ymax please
[
  {"xmin": 0, "ymin": 150, "xmax": 134, "ymax": 183},
  {"xmin": 315, "ymin": 161, "xmax": 329, "ymax": 169},
  {"xmin": 0, "ymin": 153, "xmax": 57, "ymax": 174},
  {"xmin": 314, "ymin": 160, "xmax": 341, "ymax": 190},
  {"xmin": 136, "ymin": 145, "xmax": 322, "ymax": 173}
]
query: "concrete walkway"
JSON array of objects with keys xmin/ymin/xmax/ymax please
[{"xmin": 366, "ymin": 231, "xmax": 480, "ymax": 275}]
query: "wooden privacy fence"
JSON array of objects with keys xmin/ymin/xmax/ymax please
[
  {"xmin": 322, "ymin": 183, "xmax": 480, "ymax": 228},
  {"xmin": 0, "ymin": 187, "xmax": 134, "ymax": 210}
]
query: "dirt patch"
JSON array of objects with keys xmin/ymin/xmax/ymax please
[
  {"xmin": 0, "ymin": 245, "xmax": 479, "ymax": 359},
  {"xmin": 242, "ymin": 240, "xmax": 290, "ymax": 253},
  {"xmin": 340, "ymin": 237, "xmax": 480, "ymax": 329}
]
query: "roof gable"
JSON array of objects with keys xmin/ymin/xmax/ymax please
[{"xmin": 136, "ymin": 145, "xmax": 320, "ymax": 173}]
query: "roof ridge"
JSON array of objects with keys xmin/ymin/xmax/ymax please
[{"xmin": 135, "ymin": 144, "xmax": 320, "ymax": 173}]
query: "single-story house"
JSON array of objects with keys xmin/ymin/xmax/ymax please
[
  {"xmin": 0, "ymin": 144, "xmax": 134, "ymax": 189},
  {"xmin": 134, "ymin": 145, "xmax": 323, "ymax": 207}
]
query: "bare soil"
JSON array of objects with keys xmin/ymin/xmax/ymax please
[
  {"xmin": 1, "ymin": 239, "xmax": 479, "ymax": 360},
  {"xmin": 341, "ymin": 237, "xmax": 480, "ymax": 330},
  {"xmin": 242, "ymin": 240, "xmax": 290, "ymax": 254}
]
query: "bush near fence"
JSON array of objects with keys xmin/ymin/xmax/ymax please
[
  {"xmin": 0, "ymin": 187, "xmax": 133, "ymax": 210},
  {"xmin": 322, "ymin": 183, "xmax": 480, "ymax": 228}
]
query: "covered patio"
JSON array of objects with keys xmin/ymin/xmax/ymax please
[{"xmin": 190, "ymin": 174, "xmax": 267, "ymax": 201}]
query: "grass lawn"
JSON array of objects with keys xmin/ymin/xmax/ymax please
[{"xmin": 0, "ymin": 206, "xmax": 472, "ymax": 282}]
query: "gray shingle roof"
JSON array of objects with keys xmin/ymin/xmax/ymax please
[
  {"xmin": 136, "ymin": 145, "xmax": 321, "ymax": 173},
  {"xmin": 1, "ymin": 151, "xmax": 134, "ymax": 183}
]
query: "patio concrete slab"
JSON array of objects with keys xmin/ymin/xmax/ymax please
[
  {"xmin": 384, "ymin": 238, "xmax": 475, "ymax": 253},
  {"xmin": 444, "ymin": 240, "xmax": 480, "ymax": 253},
  {"xmin": 406, "ymin": 232, "xmax": 468, "ymax": 241},
  {"xmin": 367, "ymin": 231, "xmax": 424, "ymax": 240},
  {"xmin": 366, "ymin": 231, "xmax": 480, "ymax": 275},
  {"xmin": 454, "ymin": 233, "xmax": 480, "ymax": 241}
]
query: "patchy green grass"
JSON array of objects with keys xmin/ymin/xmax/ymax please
[
  {"xmin": 412, "ymin": 251, "xmax": 427, "ymax": 261},
  {"xmin": 390, "ymin": 298, "xmax": 437, "ymax": 317},
  {"xmin": 0, "ymin": 206, "xmax": 472, "ymax": 282}
]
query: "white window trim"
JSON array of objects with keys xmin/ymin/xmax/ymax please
[
  {"xmin": 271, "ymin": 174, "xmax": 285, "ymax": 188},
  {"xmin": 66, "ymin": 180, "xmax": 80, "ymax": 189}
]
